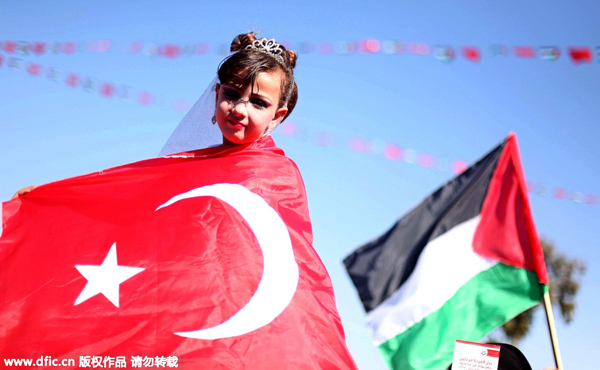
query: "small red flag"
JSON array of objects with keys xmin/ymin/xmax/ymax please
[
  {"xmin": 96, "ymin": 40, "xmax": 112, "ymax": 52},
  {"xmin": 31, "ymin": 41, "xmax": 47, "ymax": 55},
  {"xmin": 569, "ymin": 47, "xmax": 592, "ymax": 64},
  {"xmin": 417, "ymin": 152, "xmax": 435, "ymax": 168},
  {"xmin": 63, "ymin": 42, "xmax": 77, "ymax": 54},
  {"xmin": 0, "ymin": 138, "xmax": 357, "ymax": 369},
  {"xmin": 100, "ymin": 83, "xmax": 116, "ymax": 98},
  {"xmin": 361, "ymin": 39, "xmax": 381, "ymax": 53},
  {"xmin": 2, "ymin": 41, "xmax": 17, "ymax": 53},
  {"xmin": 26, "ymin": 62, "xmax": 42, "ymax": 76},
  {"xmin": 65, "ymin": 73, "xmax": 81, "ymax": 87},
  {"xmin": 514, "ymin": 46, "xmax": 536, "ymax": 58},
  {"xmin": 384, "ymin": 144, "xmax": 404, "ymax": 161},
  {"xmin": 554, "ymin": 188, "xmax": 567, "ymax": 199},
  {"xmin": 585, "ymin": 194, "xmax": 600, "ymax": 205},
  {"xmin": 138, "ymin": 91, "xmax": 153, "ymax": 105},
  {"xmin": 462, "ymin": 46, "xmax": 480, "ymax": 63},
  {"xmin": 161, "ymin": 44, "xmax": 181, "ymax": 58},
  {"xmin": 451, "ymin": 159, "xmax": 469, "ymax": 174},
  {"xmin": 129, "ymin": 41, "xmax": 143, "ymax": 54}
]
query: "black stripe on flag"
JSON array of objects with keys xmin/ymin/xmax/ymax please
[{"xmin": 343, "ymin": 139, "xmax": 507, "ymax": 313}]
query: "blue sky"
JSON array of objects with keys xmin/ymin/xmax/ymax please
[{"xmin": 1, "ymin": 1, "xmax": 599, "ymax": 369}]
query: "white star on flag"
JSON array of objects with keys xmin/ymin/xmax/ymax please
[{"xmin": 74, "ymin": 242, "xmax": 144, "ymax": 307}]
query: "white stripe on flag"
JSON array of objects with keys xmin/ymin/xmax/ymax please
[{"xmin": 366, "ymin": 216, "xmax": 495, "ymax": 345}]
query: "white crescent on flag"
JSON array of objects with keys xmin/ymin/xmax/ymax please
[{"xmin": 156, "ymin": 183, "xmax": 300, "ymax": 340}]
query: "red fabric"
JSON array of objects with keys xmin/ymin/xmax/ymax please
[
  {"xmin": 0, "ymin": 137, "xmax": 357, "ymax": 369},
  {"xmin": 473, "ymin": 133, "xmax": 549, "ymax": 284}
]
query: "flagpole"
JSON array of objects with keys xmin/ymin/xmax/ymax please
[{"xmin": 542, "ymin": 290, "xmax": 563, "ymax": 370}]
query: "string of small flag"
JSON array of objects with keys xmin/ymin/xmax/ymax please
[
  {"xmin": 1, "ymin": 39, "xmax": 599, "ymax": 64},
  {"xmin": 275, "ymin": 122, "xmax": 599, "ymax": 205},
  {"xmin": 2, "ymin": 55, "xmax": 597, "ymax": 206},
  {"xmin": 0, "ymin": 55, "xmax": 193, "ymax": 112}
]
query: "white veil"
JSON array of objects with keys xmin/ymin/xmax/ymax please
[
  {"xmin": 160, "ymin": 38, "xmax": 290, "ymax": 156},
  {"xmin": 158, "ymin": 76, "xmax": 223, "ymax": 156}
]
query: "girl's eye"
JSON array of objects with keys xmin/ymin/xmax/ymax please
[
  {"xmin": 224, "ymin": 89, "xmax": 239, "ymax": 100},
  {"xmin": 251, "ymin": 99, "xmax": 267, "ymax": 109}
]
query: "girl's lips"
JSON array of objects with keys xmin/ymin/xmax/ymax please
[{"xmin": 227, "ymin": 119, "xmax": 245, "ymax": 129}]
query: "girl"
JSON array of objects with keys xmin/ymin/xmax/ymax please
[
  {"xmin": 214, "ymin": 33, "xmax": 297, "ymax": 145},
  {"xmin": 156, "ymin": 32, "xmax": 299, "ymax": 157},
  {"xmin": 4, "ymin": 33, "xmax": 357, "ymax": 369}
]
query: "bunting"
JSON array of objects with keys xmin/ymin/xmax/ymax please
[
  {"xmin": 1, "ymin": 39, "xmax": 599, "ymax": 64},
  {"xmin": 1, "ymin": 57, "xmax": 191, "ymax": 112}
]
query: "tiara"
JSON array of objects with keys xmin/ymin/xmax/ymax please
[{"xmin": 245, "ymin": 38, "xmax": 285, "ymax": 65}]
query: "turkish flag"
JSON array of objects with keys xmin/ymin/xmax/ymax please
[{"xmin": 0, "ymin": 137, "xmax": 357, "ymax": 369}]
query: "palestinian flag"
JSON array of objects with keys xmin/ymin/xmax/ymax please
[{"xmin": 343, "ymin": 133, "xmax": 548, "ymax": 370}]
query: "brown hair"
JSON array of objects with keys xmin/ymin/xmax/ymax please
[{"xmin": 217, "ymin": 32, "xmax": 298, "ymax": 122}]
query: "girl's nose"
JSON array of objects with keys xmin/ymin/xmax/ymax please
[{"xmin": 231, "ymin": 100, "xmax": 248, "ymax": 116}]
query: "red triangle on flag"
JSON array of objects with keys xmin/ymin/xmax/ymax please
[{"xmin": 472, "ymin": 133, "xmax": 549, "ymax": 284}]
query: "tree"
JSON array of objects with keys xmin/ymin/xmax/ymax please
[{"xmin": 500, "ymin": 238, "xmax": 586, "ymax": 343}]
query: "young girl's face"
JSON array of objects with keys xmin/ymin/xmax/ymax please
[{"xmin": 215, "ymin": 71, "xmax": 288, "ymax": 145}]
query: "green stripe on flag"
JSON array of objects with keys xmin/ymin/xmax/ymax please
[{"xmin": 379, "ymin": 263, "xmax": 545, "ymax": 370}]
